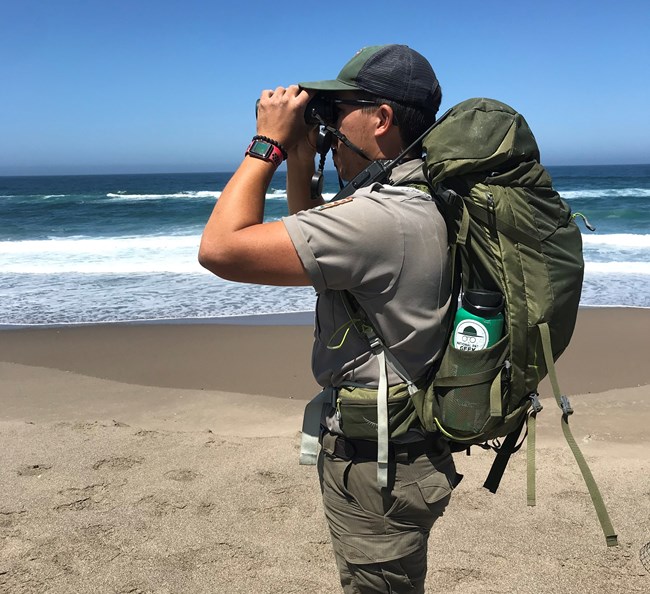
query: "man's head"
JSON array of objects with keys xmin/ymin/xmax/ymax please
[{"xmin": 300, "ymin": 45, "xmax": 441, "ymax": 179}]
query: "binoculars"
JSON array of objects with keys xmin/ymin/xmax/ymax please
[{"xmin": 255, "ymin": 94, "xmax": 335, "ymax": 126}]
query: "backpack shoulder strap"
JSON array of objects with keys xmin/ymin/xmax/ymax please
[
  {"xmin": 339, "ymin": 292, "xmax": 418, "ymax": 393},
  {"xmin": 339, "ymin": 291, "xmax": 418, "ymax": 488}
]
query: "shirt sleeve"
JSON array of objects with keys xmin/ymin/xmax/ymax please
[{"xmin": 282, "ymin": 191, "xmax": 405, "ymax": 295}]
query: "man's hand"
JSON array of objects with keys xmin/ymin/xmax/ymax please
[{"xmin": 256, "ymin": 85, "xmax": 313, "ymax": 152}]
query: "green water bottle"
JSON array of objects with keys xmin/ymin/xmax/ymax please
[{"xmin": 452, "ymin": 290, "xmax": 505, "ymax": 351}]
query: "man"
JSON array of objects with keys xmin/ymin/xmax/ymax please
[{"xmin": 199, "ymin": 45, "xmax": 459, "ymax": 594}]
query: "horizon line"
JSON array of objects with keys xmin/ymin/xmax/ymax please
[{"xmin": 2, "ymin": 162, "xmax": 650, "ymax": 179}]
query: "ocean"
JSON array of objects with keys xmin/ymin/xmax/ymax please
[{"xmin": 1, "ymin": 164, "xmax": 649, "ymax": 326}]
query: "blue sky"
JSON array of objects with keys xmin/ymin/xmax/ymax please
[{"xmin": 2, "ymin": 0, "xmax": 649, "ymax": 175}]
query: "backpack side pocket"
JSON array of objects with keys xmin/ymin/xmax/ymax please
[{"xmin": 419, "ymin": 333, "xmax": 510, "ymax": 440}]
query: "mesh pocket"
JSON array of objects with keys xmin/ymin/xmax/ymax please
[{"xmin": 433, "ymin": 333, "xmax": 510, "ymax": 436}]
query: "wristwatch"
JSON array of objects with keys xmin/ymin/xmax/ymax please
[{"xmin": 245, "ymin": 139, "xmax": 284, "ymax": 167}]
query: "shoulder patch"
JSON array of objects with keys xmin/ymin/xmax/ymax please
[{"xmin": 315, "ymin": 197, "xmax": 354, "ymax": 211}]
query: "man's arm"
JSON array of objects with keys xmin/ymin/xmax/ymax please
[{"xmin": 198, "ymin": 85, "xmax": 314, "ymax": 286}]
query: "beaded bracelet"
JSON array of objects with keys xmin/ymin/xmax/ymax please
[{"xmin": 252, "ymin": 135, "xmax": 288, "ymax": 160}]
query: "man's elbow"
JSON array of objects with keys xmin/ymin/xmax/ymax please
[{"xmin": 198, "ymin": 241, "xmax": 238, "ymax": 280}]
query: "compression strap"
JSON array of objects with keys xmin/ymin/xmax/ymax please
[{"xmin": 538, "ymin": 322, "xmax": 618, "ymax": 547}]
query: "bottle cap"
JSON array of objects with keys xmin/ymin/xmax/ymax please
[{"xmin": 461, "ymin": 290, "xmax": 504, "ymax": 318}]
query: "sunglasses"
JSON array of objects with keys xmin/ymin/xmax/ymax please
[
  {"xmin": 318, "ymin": 98, "xmax": 379, "ymax": 126},
  {"xmin": 305, "ymin": 95, "xmax": 380, "ymax": 126},
  {"xmin": 329, "ymin": 98, "xmax": 379, "ymax": 109}
]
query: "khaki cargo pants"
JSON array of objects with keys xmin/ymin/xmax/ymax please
[{"xmin": 318, "ymin": 432, "xmax": 458, "ymax": 594}]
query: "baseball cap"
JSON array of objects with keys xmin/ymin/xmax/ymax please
[{"xmin": 300, "ymin": 45, "xmax": 441, "ymax": 111}]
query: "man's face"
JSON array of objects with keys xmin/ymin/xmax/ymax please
[{"xmin": 330, "ymin": 92, "xmax": 379, "ymax": 182}]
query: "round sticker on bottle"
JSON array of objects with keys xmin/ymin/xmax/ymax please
[{"xmin": 453, "ymin": 320, "xmax": 489, "ymax": 351}]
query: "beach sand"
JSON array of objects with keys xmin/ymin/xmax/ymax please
[{"xmin": 1, "ymin": 307, "xmax": 649, "ymax": 593}]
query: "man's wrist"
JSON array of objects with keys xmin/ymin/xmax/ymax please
[
  {"xmin": 252, "ymin": 135, "xmax": 288, "ymax": 159},
  {"xmin": 245, "ymin": 137, "xmax": 286, "ymax": 168}
]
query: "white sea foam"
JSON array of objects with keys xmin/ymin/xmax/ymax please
[
  {"xmin": 0, "ymin": 235, "xmax": 206, "ymax": 274},
  {"xmin": 0, "ymin": 235, "xmax": 200, "ymax": 253},
  {"xmin": 585, "ymin": 261, "xmax": 650, "ymax": 274},
  {"xmin": 582, "ymin": 233, "xmax": 650, "ymax": 248},
  {"xmin": 106, "ymin": 190, "xmax": 222, "ymax": 201},
  {"xmin": 3, "ymin": 232, "xmax": 650, "ymax": 276},
  {"xmin": 1, "ymin": 261, "xmax": 209, "ymax": 274},
  {"xmin": 561, "ymin": 188, "xmax": 650, "ymax": 199},
  {"xmin": 100, "ymin": 189, "xmax": 339, "ymax": 202},
  {"xmin": 1, "ymin": 274, "xmax": 318, "ymax": 325},
  {"xmin": 267, "ymin": 188, "xmax": 287, "ymax": 198},
  {"xmin": 266, "ymin": 191, "xmax": 339, "ymax": 201}
]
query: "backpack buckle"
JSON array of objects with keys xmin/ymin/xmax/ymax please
[
  {"xmin": 529, "ymin": 392, "xmax": 543, "ymax": 413},
  {"xmin": 560, "ymin": 395, "xmax": 573, "ymax": 416},
  {"xmin": 368, "ymin": 336, "xmax": 383, "ymax": 354}
]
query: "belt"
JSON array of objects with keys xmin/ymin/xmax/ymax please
[{"xmin": 327, "ymin": 433, "xmax": 442, "ymax": 462}]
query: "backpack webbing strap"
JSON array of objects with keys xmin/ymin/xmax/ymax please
[
  {"xmin": 482, "ymin": 418, "xmax": 525, "ymax": 493},
  {"xmin": 527, "ymin": 410, "xmax": 538, "ymax": 506},
  {"xmin": 366, "ymin": 330, "xmax": 419, "ymax": 488},
  {"xmin": 457, "ymin": 199, "xmax": 470, "ymax": 246},
  {"xmin": 299, "ymin": 388, "xmax": 334, "ymax": 466},
  {"xmin": 489, "ymin": 370, "xmax": 503, "ymax": 417},
  {"xmin": 433, "ymin": 364, "xmax": 503, "ymax": 389},
  {"xmin": 538, "ymin": 322, "xmax": 618, "ymax": 547},
  {"xmin": 375, "ymin": 345, "xmax": 389, "ymax": 488},
  {"xmin": 340, "ymin": 291, "xmax": 418, "ymax": 488}
]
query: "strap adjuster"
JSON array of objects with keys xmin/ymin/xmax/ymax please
[
  {"xmin": 560, "ymin": 395, "xmax": 573, "ymax": 415},
  {"xmin": 529, "ymin": 392, "xmax": 543, "ymax": 413},
  {"xmin": 368, "ymin": 335, "xmax": 383, "ymax": 354}
]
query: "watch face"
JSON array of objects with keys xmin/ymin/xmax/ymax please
[{"xmin": 250, "ymin": 140, "xmax": 272, "ymax": 158}]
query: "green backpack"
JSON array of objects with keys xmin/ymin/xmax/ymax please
[
  {"xmin": 300, "ymin": 98, "xmax": 617, "ymax": 546},
  {"xmin": 420, "ymin": 99, "xmax": 616, "ymax": 546}
]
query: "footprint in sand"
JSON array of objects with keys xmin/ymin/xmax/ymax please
[
  {"xmin": 54, "ymin": 483, "xmax": 111, "ymax": 512},
  {"xmin": 17, "ymin": 463, "xmax": 52, "ymax": 477},
  {"xmin": 117, "ymin": 587, "xmax": 152, "ymax": 594},
  {"xmin": 54, "ymin": 497, "xmax": 93, "ymax": 511},
  {"xmin": 135, "ymin": 494, "xmax": 187, "ymax": 516},
  {"xmin": 164, "ymin": 469, "xmax": 202, "ymax": 482},
  {"xmin": 92, "ymin": 456, "xmax": 144, "ymax": 471},
  {"xmin": 58, "ymin": 483, "xmax": 108, "ymax": 498},
  {"xmin": 196, "ymin": 501, "xmax": 216, "ymax": 515},
  {"xmin": 255, "ymin": 469, "xmax": 286, "ymax": 481},
  {"xmin": 0, "ymin": 508, "xmax": 26, "ymax": 528},
  {"xmin": 134, "ymin": 429, "xmax": 160, "ymax": 438}
]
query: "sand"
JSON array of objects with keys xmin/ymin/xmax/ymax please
[{"xmin": 1, "ymin": 307, "xmax": 649, "ymax": 593}]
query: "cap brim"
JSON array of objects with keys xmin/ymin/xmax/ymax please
[{"xmin": 298, "ymin": 78, "xmax": 361, "ymax": 93}]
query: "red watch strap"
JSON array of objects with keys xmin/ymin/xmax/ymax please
[{"xmin": 245, "ymin": 140, "xmax": 284, "ymax": 167}]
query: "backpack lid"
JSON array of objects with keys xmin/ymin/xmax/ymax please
[{"xmin": 424, "ymin": 98, "xmax": 541, "ymax": 184}]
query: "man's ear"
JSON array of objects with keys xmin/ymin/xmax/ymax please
[{"xmin": 374, "ymin": 104, "xmax": 395, "ymax": 137}]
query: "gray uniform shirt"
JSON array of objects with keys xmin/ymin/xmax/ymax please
[{"xmin": 282, "ymin": 160, "xmax": 452, "ymax": 389}]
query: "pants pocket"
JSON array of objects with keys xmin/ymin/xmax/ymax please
[
  {"xmin": 340, "ymin": 530, "xmax": 426, "ymax": 565},
  {"xmin": 339, "ymin": 533, "xmax": 428, "ymax": 594}
]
